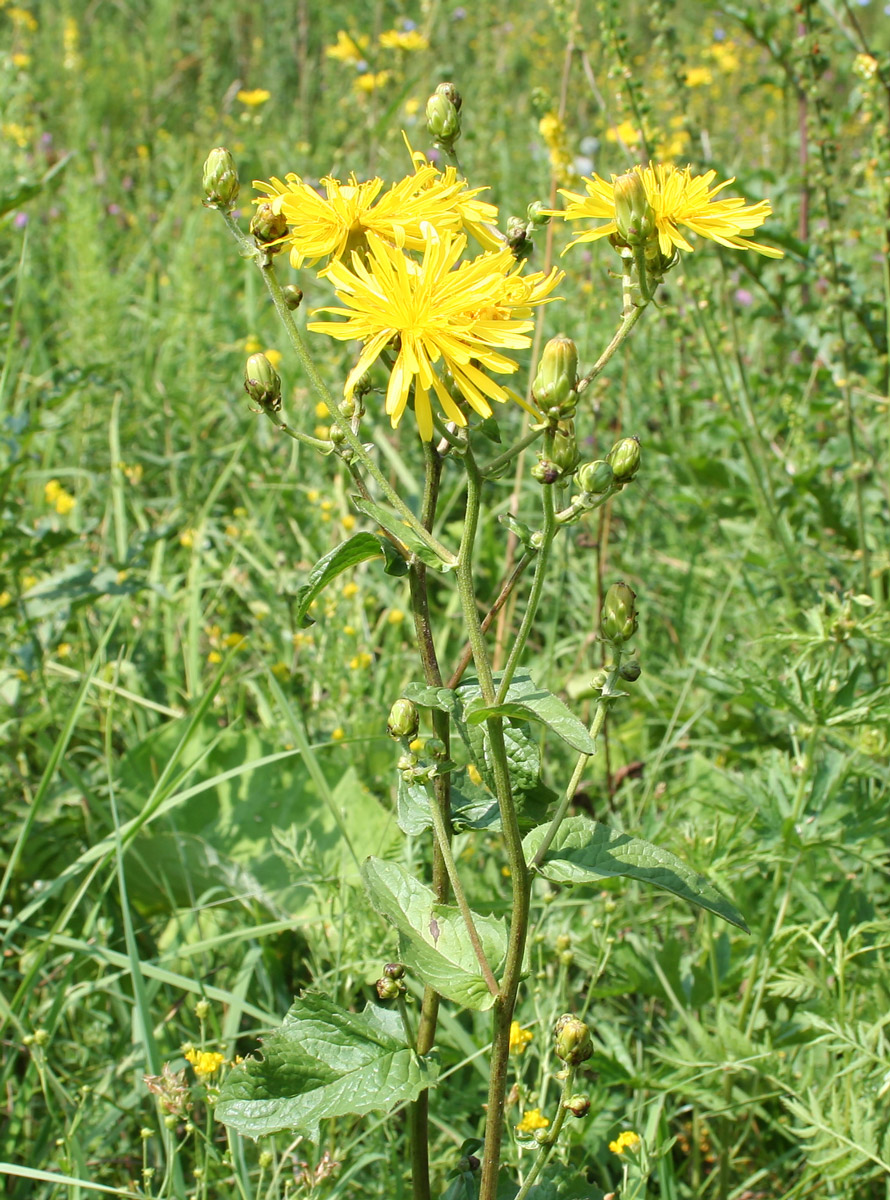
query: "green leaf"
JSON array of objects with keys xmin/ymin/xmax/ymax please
[
  {"xmin": 215, "ymin": 992, "xmax": 436, "ymax": 1141},
  {"xmin": 464, "ymin": 672, "xmax": 597, "ymax": 755},
  {"xmin": 397, "ymin": 777, "xmax": 432, "ymax": 837},
  {"xmin": 361, "ymin": 858, "xmax": 505, "ymax": 1009},
  {"xmin": 402, "ymin": 682, "xmax": 460, "ymax": 714},
  {"xmin": 294, "ymin": 533, "xmax": 405, "ymax": 627},
  {"xmin": 351, "ymin": 496, "xmax": 457, "ymax": 572},
  {"xmin": 523, "ymin": 815, "xmax": 749, "ymax": 932}
]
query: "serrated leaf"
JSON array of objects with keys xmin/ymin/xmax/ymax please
[
  {"xmin": 402, "ymin": 682, "xmax": 460, "ymax": 714},
  {"xmin": 523, "ymin": 815, "xmax": 748, "ymax": 932},
  {"xmin": 361, "ymin": 858, "xmax": 504, "ymax": 1009},
  {"xmin": 351, "ymin": 496, "xmax": 457, "ymax": 571},
  {"xmin": 293, "ymin": 533, "xmax": 404, "ymax": 627},
  {"xmin": 215, "ymin": 992, "xmax": 436, "ymax": 1140},
  {"xmin": 397, "ymin": 777, "xmax": 433, "ymax": 836},
  {"xmin": 464, "ymin": 673, "xmax": 597, "ymax": 755}
]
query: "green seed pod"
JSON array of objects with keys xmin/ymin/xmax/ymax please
[
  {"xmin": 387, "ymin": 698, "xmax": 420, "ymax": 740},
  {"xmin": 619, "ymin": 659, "xmax": 641, "ymax": 682},
  {"xmin": 551, "ymin": 420, "xmax": 580, "ymax": 476},
  {"xmin": 613, "ymin": 171, "xmax": 656, "ymax": 246},
  {"xmin": 250, "ymin": 202, "xmax": 288, "ymax": 248},
  {"xmin": 564, "ymin": 1094, "xmax": 591, "ymax": 1118},
  {"xmin": 554, "ymin": 1014, "xmax": 593, "ymax": 1065},
  {"xmin": 202, "ymin": 147, "xmax": 239, "ymax": 210},
  {"xmin": 329, "ymin": 425, "xmax": 346, "ymax": 446},
  {"xmin": 577, "ymin": 460, "xmax": 614, "ymax": 495},
  {"xmin": 601, "ymin": 581, "xmax": 638, "ymax": 645},
  {"xmin": 376, "ymin": 976, "xmax": 401, "ymax": 1001},
  {"xmin": 426, "ymin": 82, "xmax": 462, "ymax": 147},
  {"xmin": 533, "ymin": 335, "xmax": 578, "ymax": 413},
  {"xmin": 607, "ymin": 436, "xmax": 641, "ymax": 481},
  {"xmin": 244, "ymin": 353, "xmax": 282, "ymax": 412},
  {"xmin": 283, "ymin": 285, "xmax": 303, "ymax": 310},
  {"xmin": 383, "ymin": 962, "xmax": 406, "ymax": 980},
  {"xmin": 531, "ymin": 458, "xmax": 561, "ymax": 485}
]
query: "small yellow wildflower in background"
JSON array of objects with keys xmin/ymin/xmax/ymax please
[
  {"xmin": 44, "ymin": 479, "xmax": 76, "ymax": 515},
  {"xmin": 516, "ymin": 1109, "xmax": 549, "ymax": 1135},
  {"xmin": 342, "ymin": 514, "xmax": 356, "ymax": 532},
  {"xmin": 244, "ymin": 334, "xmax": 262, "ymax": 354},
  {"xmin": 349, "ymin": 652, "xmax": 373, "ymax": 670},
  {"xmin": 9, "ymin": 7, "xmax": 38, "ymax": 32},
  {"xmin": 605, "ymin": 119, "xmax": 642, "ymax": 148},
  {"xmin": 56, "ymin": 642, "xmax": 72, "ymax": 658},
  {"xmin": 379, "ymin": 28, "xmax": 429, "ymax": 52},
  {"xmin": 609, "ymin": 1130, "xmax": 642, "ymax": 1155},
  {"xmin": 309, "ymin": 229, "xmax": 561, "ymax": 440},
  {"xmin": 325, "ymin": 30, "xmax": 368, "ymax": 64},
  {"xmin": 12, "ymin": 52, "xmax": 29, "ymax": 67},
  {"xmin": 342, "ymin": 582, "xmax": 359, "ymax": 599},
  {"xmin": 184, "ymin": 1048, "xmax": 226, "ymax": 1078},
  {"xmin": 387, "ymin": 608, "xmax": 405, "ymax": 625},
  {"xmin": 331, "ymin": 726, "xmax": 345, "ymax": 741},
  {"xmin": 237, "ymin": 88, "xmax": 270, "ymax": 107},
  {"xmin": 264, "ymin": 347, "xmax": 282, "ymax": 369},
  {"xmin": 509, "ymin": 1021, "xmax": 534, "ymax": 1054},
  {"xmin": 538, "ymin": 112, "xmax": 577, "ymax": 187},
  {"xmin": 467, "ymin": 763, "xmax": 483, "ymax": 786},
  {"xmin": 556, "ymin": 164, "xmax": 783, "ymax": 259},
  {"xmin": 354, "ymin": 70, "xmax": 391, "ymax": 95},
  {"xmin": 684, "ymin": 66, "xmax": 713, "ymax": 88}
]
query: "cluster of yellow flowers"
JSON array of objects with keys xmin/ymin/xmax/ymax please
[
  {"xmin": 515, "ymin": 1108, "xmax": 550, "ymax": 1135},
  {"xmin": 609, "ymin": 1129, "xmax": 642, "ymax": 1155},
  {"xmin": 184, "ymin": 1047, "xmax": 226, "ymax": 1078},
  {"xmin": 509, "ymin": 1020, "xmax": 534, "ymax": 1054},
  {"xmin": 44, "ymin": 479, "xmax": 76, "ymax": 516}
]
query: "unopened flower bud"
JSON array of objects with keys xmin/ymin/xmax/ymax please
[
  {"xmin": 577, "ymin": 460, "xmax": 614, "ymax": 495},
  {"xmin": 202, "ymin": 147, "xmax": 239, "ymax": 210},
  {"xmin": 601, "ymin": 581, "xmax": 637, "ymax": 645},
  {"xmin": 383, "ymin": 962, "xmax": 406, "ymax": 980},
  {"xmin": 506, "ymin": 216, "xmax": 533, "ymax": 259},
  {"xmin": 250, "ymin": 202, "xmax": 288, "ymax": 248},
  {"xmin": 555, "ymin": 933, "xmax": 572, "ymax": 952},
  {"xmin": 244, "ymin": 353, "xmax": 282, "ymax": 412},
  {"xmin": 607, "ymin": 436, "xmax": 641, "ymax": 481},
  {"xmin": 425, "ymin": 737, "xmax": 447, "ymax": 759},
  {"xmin": 589, "ymin": 668, "xmax": 608, "ymax": 690},
  {"xmin": 554, "ymin": 1014, "xmax": 593, "ymax": 1065},
  {"xmin": 376, "ymin": 976, "xmax": 401, "ymax": 1001},
  {"xmin": 283, "ymin": 285, "xmax": 303, "ymax": 310},
  {"xmin": 613, "ymin": 171, "xmax": 655, "ymax": 246},
  {"xmin": 565, "ymin": 1094, "xmax": 591, "ymax": 1118},
  {"xmin": 527, "ymin": 200, "xmax": 551, "ymax": 228},
  {"xmin": 551, "ymin": 420, "xmax": 579, "ymax": 476},
  {"xmin": 531, "ymin": 458, "xmax": 561, "ymax": 485},
  {"xmin": 533, "ymin": 335, "xmax": 578, "ymax": 413},
  {"xmin": 388, "ymin": 698, "xmax": 420, "ymax": 740},
  {"xmin": 426, "ymin": 82, "xmax": 462, "ymax": 148},
  {"xmin": 619, "ymin": 659, "xmax": 641, "ymax": 682}
]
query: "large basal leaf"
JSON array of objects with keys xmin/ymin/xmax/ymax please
[
  {"xmin": 524, "ymin": 815, "xmax": 748, "ymax": 932},
  {"xmin": 463, "ymin": 672, "xmax": 598, "ymax": 755},
  {"xmin": 294, "ymin": 533, "xmax": 406, "ymax": 627},
  {"xmin": 361, "ymin": 858, "xmax": 506, "ymax": 1010},
  {"xmin": 215, "ymin": 992, "xmax": 436, "ymax": 1141},
  {"xmin": 351, "ymin": 496, "xmax": 458, "ymax": 572}
]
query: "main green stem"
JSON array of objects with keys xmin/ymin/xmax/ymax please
[
  {"xmin": 513, "ymin": 1068, "xmax": 577, "ymax": 1200},
  {"xmin": 454, "ymin": 440, "xmax": 532, "ymax": 1200}
]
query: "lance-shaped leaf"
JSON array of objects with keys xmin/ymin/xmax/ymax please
[
  {"xmin": 294, "ymin": 533, "xmax": 407, "ymax": 627},
  {"xmin": 524, "ymin": 815, "xmax": 748, "ymax": 932},
  {"xmin": 351, "ymin": 496, "xmax": 458, "ymax": 572},
  {"xmin": 464, "ymin": 672, "xmax": 598, "ymax": 755},
  {"xmin": 215, "ymin": 992, "xmax": 437, "ymax": 1141},
  {"xmin": 362, "ymin": 858, "xmax": 505, "ymax": 1010}
]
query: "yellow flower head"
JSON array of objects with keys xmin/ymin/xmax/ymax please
[
  {"xmin": 237, "ymin": 88, "xmax": 270, "ymax": 107},
  {"xmin": 325, "ymin": 30, "xmax": 369, "ymax": 63},
  {"xmin": 609, "ymin": 1130, "xmax": 642, "ymax": 1155},
  {"xmin": 556, "ymin": 163, "xmax": 783, "ymax": 259},
  {"xmin": 184, "ymin": 1048, "xmax": 226, "ymax": 1078},
  {"xmin": 405, "ymin": 138, "xmax": 502, "ymax": 250},
  {"xmin": 509, "ymin": 1021, "xmax": 534, "ymax": 1055},
  {"xmin": 516, "ymin": 1109, "xmax": 550, "ymax": 1135},
  {"xmin": 308, "ymin": 228, "xmax": 562, "ymax": 440},
  {"xmin": 379, "ymin": 28, "xmax": 429, "ymax": 52}
]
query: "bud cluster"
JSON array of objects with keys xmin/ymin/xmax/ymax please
[{"xmin": 376, "ymin": 962, "xmax": 407, "ymax": 1001}]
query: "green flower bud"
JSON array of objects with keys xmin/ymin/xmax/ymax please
[
  {"xmin": 387, "ymin": 698, "xmax": 419, "ymax": 740},
  {"xmin": 425, "ymin": 737, "xmax": 447, "ymax": 759},
  {"xmin": 559, "ymin": 949, "xmax": 574, "ymax": 966},
  {"xmin": 531, "ymin": 458, "xmax": 561, "ymax": 485},
  {"xmin": 526, "ymin": 200, "xmax": 551, "ymax": 228},
  {"xmin": 383, "ymin": 962, "xmax": 406, "ymax": 980},
  {"xmin": 613, "ymin": 171, "xmax": 656, "ymax": 246},
  {"xmin": 533, "ymin": 335, "xmax": 578, "ymax": 413},
  {"xmin": 329, "ymin": 425, "xmax": 346, "ymax": 446},
  {"xmin": 250, "ymin": 202, "xmax": 288, "ymax": 248},
  {"xmin": 577, "ymin": 459, "xmax": 614, "ymax": 494},
  {"xmin": 376, "ymin": 976, "xmax": 401, "ymax": 1001},
  {"xmin": 555, "ymin": 933, "xmax": 572, "ymax": 952},
  {"xmin": 589, "ymin": 668, "xmax": 608, "ymax": 690},
  {"xmin": 607, "ymin": 436, "xmax": 641, "ymax": 481},
  {"xmin": 619, "ymin": 659, "xmax": 641, "ymax": 682},
  {"xmin": 283, "ymin": 285, "xmax": 303, "ymax": 310},
  {"xmin": 426, "ymin": 82, "xmax": 462, "ymax": 148},
  {"xmin": 551, "ymin": 420, "xmax": 580, "ymax": 476},
  {"xmin": 564, "ymin": 1094, "xmax": 591, "ymax": 1118},
  {"xmin": 601, "ymin": 581, "xmax": 638, "ymax": 645},
  {"xmin": 202, "ymin": 147, "xmax": 240, "ymax": 210},
  {"xmin": 506, "ymin": 216, "xmax": 533, "ymax": 260},
  {"xmin": 554, "ymin": 1014, "xmax": 593, "ymax": 1065},
  {"xmin": 244, "ymin": 353, "xmax": 282, "ymax": 412}
]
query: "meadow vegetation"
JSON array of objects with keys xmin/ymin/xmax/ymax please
[{"xmin": 2, "ymin": 1, "xmax": 890, "ymax": 1198}]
